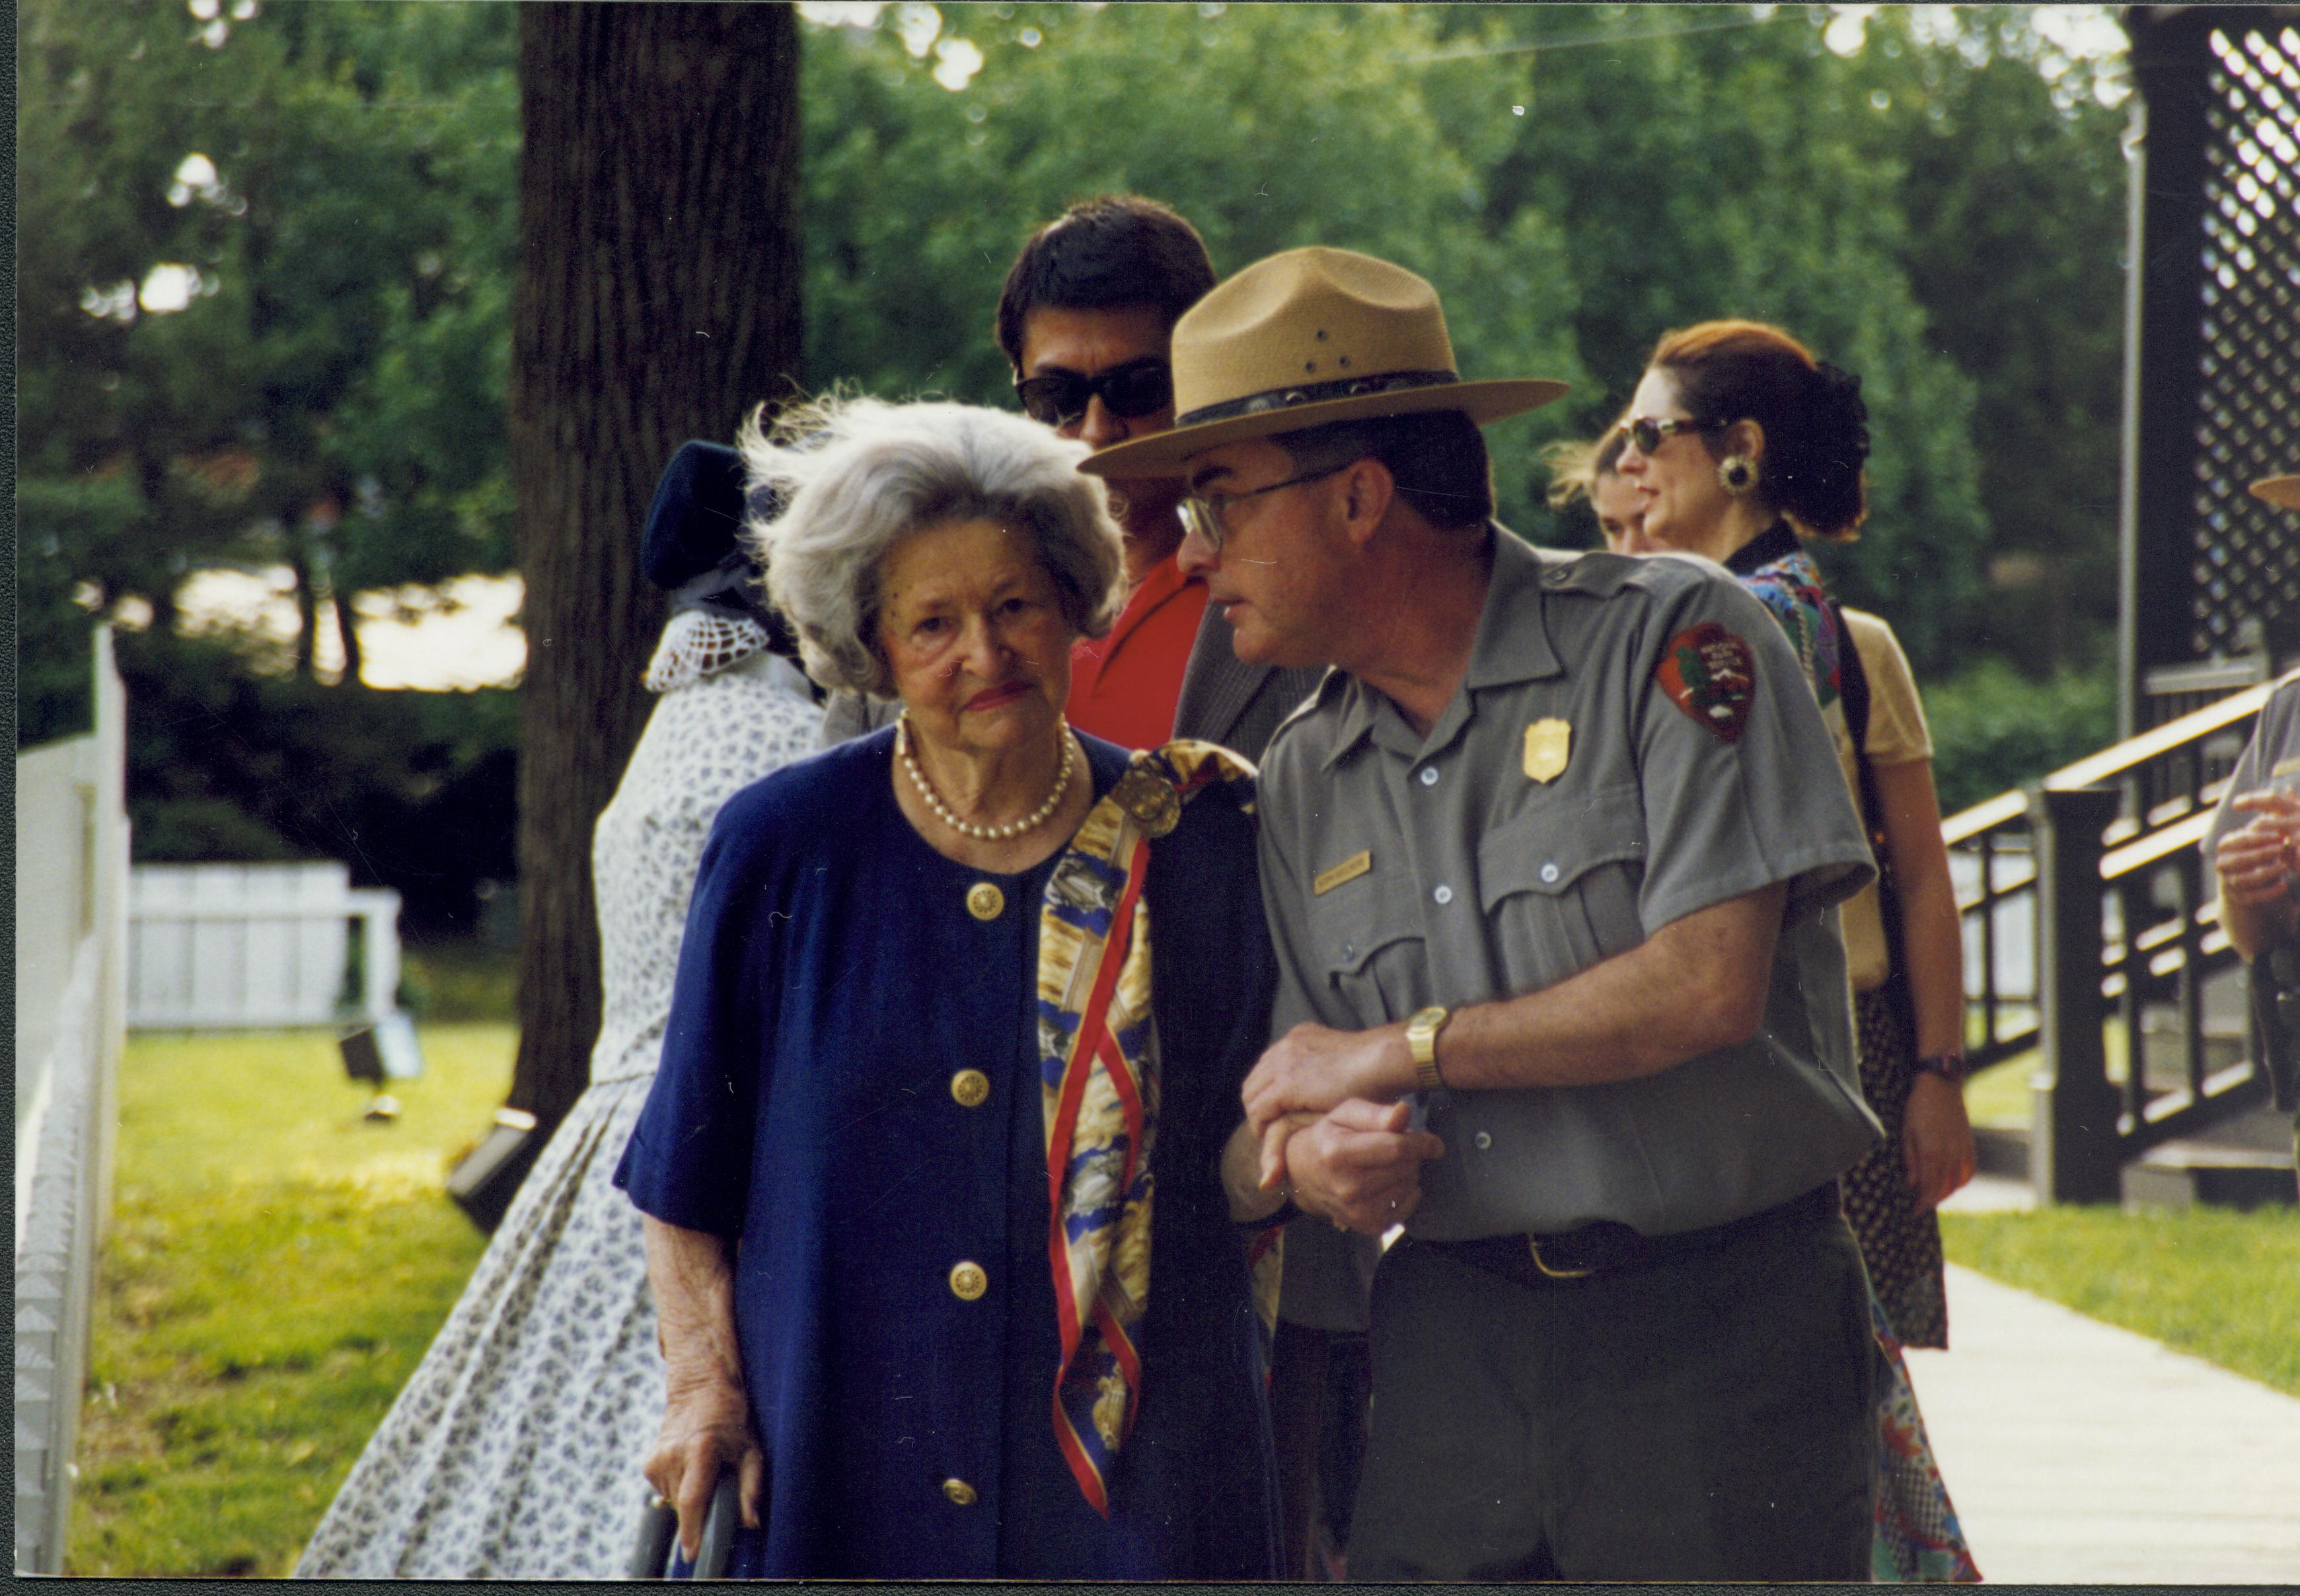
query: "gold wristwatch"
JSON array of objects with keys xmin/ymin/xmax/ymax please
[{"xmin": 1405, "ymin": 1005, "xmax": 1451, "ymax": 1092}]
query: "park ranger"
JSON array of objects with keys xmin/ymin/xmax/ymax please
[
  {"xmin": 2204, "ymin": 471, "xmax": 2300, "ymax": 1179},
  {"xmin": 1082, "ymin": 246, "xmax": 1886, "ymax": 1581}
]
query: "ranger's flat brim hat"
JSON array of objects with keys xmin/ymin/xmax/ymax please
[
  {"xmin": 2252, "ymin": 474, "xmax": 2300, "ymax": 509},
  {"xmin": 1079, "ymin": 246, "xmax": 1567, "ymax": 478}
]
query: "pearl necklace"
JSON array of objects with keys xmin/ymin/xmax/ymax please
[{"xmin": 897, "ymin": 713, "xmax": 1076, "ymax": 841}]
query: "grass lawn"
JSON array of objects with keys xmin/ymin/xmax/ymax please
[
  {"xmin": 1941, "ymin": 1203, "xmax": 2300, "ymax": 1398},
  {"xmin": 1962, "ymin": 1055, "xmax": 2032, "ymax": 1128},
  {"xmin": 65, "ymin": 1023, "xmax": 513, "ymax": 1577},
  {"xmin": 1950, "ymin": 1027, "xmax": 2299, "ymax": 1398}
]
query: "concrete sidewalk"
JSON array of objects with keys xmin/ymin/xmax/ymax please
[{"xmin": 1904, "ymin": 1262, "xmax": 2300, "ymax": 1583}]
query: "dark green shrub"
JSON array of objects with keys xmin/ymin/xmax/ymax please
[
  {"xmin": 1925, "ymin": 657, "xmax": 2116, "ymax": 816},
  {"xmin": 115, "ymin": 630, "xmax": 519, "ymax": 936}
]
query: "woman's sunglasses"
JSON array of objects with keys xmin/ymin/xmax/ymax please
[
  {"xmin": 1014, "ymin": 358, "xmax": 1174, "ymax": 429},
  {"xmin": 1623, "ymin": 415, "xmax": 1724, "ymax": 455}
]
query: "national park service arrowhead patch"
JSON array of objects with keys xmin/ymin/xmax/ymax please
[{"xmin": 1655, "ymin": 622, "xmax": 1756, "ymax": 743}]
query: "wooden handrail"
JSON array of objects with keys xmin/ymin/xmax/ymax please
[
  {"xmin": 1937, "ymin": 678, "xmax": 2268, "ymax": 847},
  {"xmin": 1942, "ymin": 789, "xmax": 2028, "ymax": 846},
  {"xmin": 2098, "ymin": 810, "xmax": 2214, "ymax": 879},
  {"xmin": 2041, "ymin": 680, "xmax": 2272, "ymax": 790}
]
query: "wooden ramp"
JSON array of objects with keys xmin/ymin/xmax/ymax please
[{"xmin": 1905, "ymin": 1262, "xmax": 2300, "ymax": 1583}]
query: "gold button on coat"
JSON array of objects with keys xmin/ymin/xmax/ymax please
[
  {"xmin": 965, "ymin": 881, "xmax": 1004, "ymax": 921},
  {"xmin": 942, "ymin": 1477, "xmax": 978, "ymax": 1506},
  {"xmin": 950, "ymin": 1069, "xmax": 990, "ymax": 1108},
  {"xmin": 948, "ymin": 1260, "xmax": 988, "ymax": 1301}
]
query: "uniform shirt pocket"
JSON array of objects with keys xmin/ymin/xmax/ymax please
[
  {"xmin": 1476, "ymin": 783, "xmax": 1649, "ymax": 986},
  {"xmin": 1306, "ymin": 869, "xmax": 1427, "ymax": 1027}
]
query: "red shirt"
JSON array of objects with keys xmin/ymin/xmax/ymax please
[{"xmin": 1066, "ymin": 553, "xmax": 1212, "ymax": 750}]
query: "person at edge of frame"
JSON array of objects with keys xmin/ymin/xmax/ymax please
[
  {"xmin": 2204, "ymin": 471, "xmax": 2300, "ymax": 1188},
  {"xmin": 817, "ymin": 194, "xmax": 1358, "ymax": 1580},
  {"xmin": 1082, "ymin": 244, "xmax": 1887, "ymax": 1581}
]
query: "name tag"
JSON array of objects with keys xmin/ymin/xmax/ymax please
[{"xmin": 1314, "ymin": 850, "xmax": 1372, "ymax": 896}]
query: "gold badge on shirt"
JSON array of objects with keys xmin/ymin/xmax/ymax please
[{"xmin": 1523, "ymin": 718, "xmax": 1571, "ymax": 783}]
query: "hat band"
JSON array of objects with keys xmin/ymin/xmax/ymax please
[{"xmin": 1175, "ymin": 368, "xmax": 1460, "ymax": 428}]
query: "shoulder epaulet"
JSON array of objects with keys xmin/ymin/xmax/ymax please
[
  {"xmin": 1262, "ymin": 666, "xmax": 1345, "ymax": 754},
  {"xmin": 1537, "ymin": 548, "xmax": 1656, "ymax": 598}
]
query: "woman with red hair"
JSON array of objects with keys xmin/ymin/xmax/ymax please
[{"xmin": 1615, "ymin": 320, "xmax": 1979, "ymax": 1582}]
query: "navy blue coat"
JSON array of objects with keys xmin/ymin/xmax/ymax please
[{"xmin": 616, "ymin": 730, "xmax": 1280, "ymax": 1578}]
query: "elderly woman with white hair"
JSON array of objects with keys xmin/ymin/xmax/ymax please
[{"xmin": 614, "ymin": 396, "xmax": 1284, "ymax": 1579}]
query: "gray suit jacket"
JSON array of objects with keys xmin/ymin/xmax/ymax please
[{"xmin": 819, "ymin": 602, "xmax": 1323, "ymax": 762}]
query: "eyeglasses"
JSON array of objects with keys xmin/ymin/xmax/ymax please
[
  {"xmin": 1175, "ymin": 464, "xmax": 1349, "ymax": 554},
  {"xmin": 1013, "ymin": 358, "xmax": 1174, "ymax": 429},
  {"xmin": 1623, "ymin": 415, "xmax": 1723, "ymax": 456}
]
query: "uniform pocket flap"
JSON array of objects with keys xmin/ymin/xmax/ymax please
[
  {"xmin": 1318, "ymin": 915, "xmax": 1423, "ymax": 978},
  {"xmin": 1477, "ymin": 785, "xmax": 1647, "ymax": 907},
  {"xmin": 1304, "ymin": 873, "xmax": 1422, "ymax": 977}
]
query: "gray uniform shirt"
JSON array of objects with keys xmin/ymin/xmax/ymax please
[{"xmin": 1257, "ymin": 529, "xmax": 1882, "ymax": 1241}]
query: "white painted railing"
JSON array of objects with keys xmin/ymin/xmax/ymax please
[
  {"xmin": 128, "ymin": 863, "xmax": 402, "ymax": 1030},
  {"xmin": 15, "ymin": 628, "xmax": 129, "ymax": 1576}
]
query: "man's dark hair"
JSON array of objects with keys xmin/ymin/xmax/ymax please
[
  {"xmin": 1273, "ymin": 410, "xmax": 1495, "ymax": 532},
  {"xmin": 993, "ymin": 196, "xmax": 1217, "ymax": 371}
]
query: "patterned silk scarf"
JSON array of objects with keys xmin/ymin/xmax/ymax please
[
  {"xmin": 1035, "ymin": 739, "xmax": 1257, "ymax": 1515},
  {"xmin": 1730, "ymin": 522, "xmax": 1843, "ymax": 709}
]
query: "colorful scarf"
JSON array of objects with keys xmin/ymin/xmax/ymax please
[
  {"xmin": 1732, "ymin": 523, "xmax": 1844, "ymax": 709},
  {"xmin": 1034, "ymin": 739, "xmax": 1257, "ymax": 1515}
]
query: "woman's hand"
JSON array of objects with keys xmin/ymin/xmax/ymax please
[
  {"xmin": 1901, "ymin": 1071, "xmax": 1977, "ymax": 1213},
  {"xmin": 644, "ymin": 1371, "xmax": 766, "ymax": 1562},
  {"xmin": 641, "ymin": 1216, "xmax": 759, "ymax": 1560}
]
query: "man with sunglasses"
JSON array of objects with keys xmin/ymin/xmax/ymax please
[
  {"xmin": 822, "ymin": 196, "xmax": 1323, "ymax": 762},
  {"xmin": 999, "ymin": 196, "xmax": 1362, "ymax": 1583},
  {"xmin": 1083, "ymin": 248, "xmax": 1886, "ymax": 1581}
]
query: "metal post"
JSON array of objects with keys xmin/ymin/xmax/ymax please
[{"xmin": 2032, "ymin": 783, "xmax": 2127, "ymax": 1204}]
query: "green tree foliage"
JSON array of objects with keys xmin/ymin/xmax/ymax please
[
  {"xmin": 1384, "ymin": 5, "xmax": 1997, "ymax": 668},
  {"xmin": 792, "ymin": 3, "xmax": 2135, "ymax": 676},
  {"xmin": 21, "ymin": 3, "xmax": 2137, "ymax": 834},
  {"xmin": 1919, "ymin": 653, "xmax": 2117, "ymax": 814},
  {"xmin": 17, "ymin": 0, "xmax": 519, "ymax": 736},
  {"xmin": 1867, "ymin": 8, "xmax": 2131, "ymax": 673},
  {"xmin": 798, "ymin": 3, "xmax": 1589, "ymax": 531}
]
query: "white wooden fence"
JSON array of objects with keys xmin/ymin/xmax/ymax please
[
  {"xmin": 15, "ymin": 628, "xmax": 129, "ymax": 1576},
  {"xmin": 128, "ymin": 863, "xmax": 402, "ymax": 1030}
]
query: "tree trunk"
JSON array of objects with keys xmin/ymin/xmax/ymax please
[
  {"xmin": 506, "ymin": 3, "xmax": 803, "ymax": 1141},
  {"xmin": 289, "ymin": 525, "xmax": 320, "ymax": 680},
  {"xmin": 332, "ymin": 585, "xmax": 365, "ymax": 686}
]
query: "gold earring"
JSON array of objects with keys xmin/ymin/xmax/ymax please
[{"xmin": 1717, "ymin": 455, "xmax": 1757, "ymax": 496}]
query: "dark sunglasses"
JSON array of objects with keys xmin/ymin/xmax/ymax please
[
  {"xmin": 1014, "ymin": 358, "xmax": 1174, "ymax": 428},
  {"xmin": 1623, "ymin": 415, "xmax": 1724, "ymax": 455}
]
